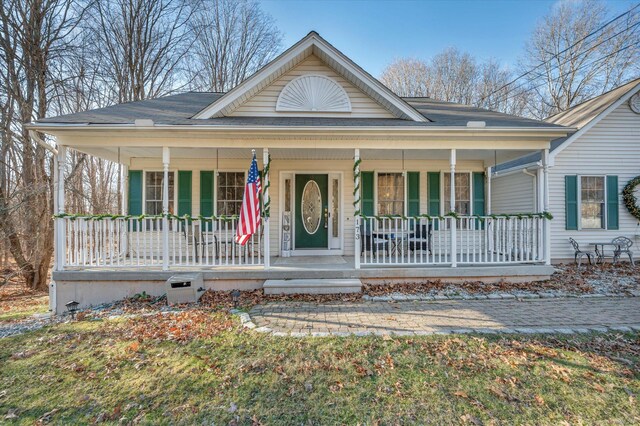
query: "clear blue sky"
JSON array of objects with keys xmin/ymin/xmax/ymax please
[{"xmin": 260, "ymin": 0, "xmax": 634, "ymax": 76}]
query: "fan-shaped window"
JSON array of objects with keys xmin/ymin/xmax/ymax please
[{"xmin": 276, "ymin": 75, "xmax": 351, "ymax": 112}]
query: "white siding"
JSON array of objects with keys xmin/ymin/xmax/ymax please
[
  {"xmin": 229, "ymin": 55, "xmax": 395, "ymax": 118},
  {"xmin": 129, "ymin": 157, "xmax": 484, "ymax": 256},
  {"xmin": 491, "ymin": 172, "xmax": 536, "ymax": 214},
  {"xmin": 548, "ymin": 102, "xmax": 640, "ymax": 260}
]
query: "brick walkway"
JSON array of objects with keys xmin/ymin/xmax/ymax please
[{"xmin": 248, "ymin": 297, "xmax": 640, "ymax": 336}]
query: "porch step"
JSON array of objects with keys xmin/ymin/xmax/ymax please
[{"xmin": 263, "ymin": 279, "xmax": 362, "ymax": 295}]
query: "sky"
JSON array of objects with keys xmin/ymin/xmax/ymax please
[{"xmin": 260, "ymin": 0, "xmax": 635, "ymax": 77}]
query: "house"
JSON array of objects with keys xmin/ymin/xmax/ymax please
[
  {"xmin": 493, "ymin": 78, "xmax": 640, "ymax": 262},
  {"xmin": 28, "ymin": 32, "xmax": 572, "ymax": 313}
]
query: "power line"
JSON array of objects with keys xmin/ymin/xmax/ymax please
[
  {"xmin": 484, "ymin": 19, "xmax": 640, "ymax": 106},
  {"xmin": 479, "ymin": 2, "xmax": 640, "ymax": 103}
]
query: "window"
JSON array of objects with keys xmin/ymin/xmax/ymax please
[
  {"xmin": 377, "ymin": 173, "xmax": 404, "ymax": 215},
  {"xmin": 580, "ymin": 176, "xmax": 605, "ymax": 229},
  {"xmin": 145, "ymin": 171, "xmax": 174, "ymax": 215},
  {"xmin": 217, "ymin": 172, "xmax": 245, "ymax": 216},
  {"xmin": 443, "ymin": 172, "xmax": 471, "ymax": 215}
]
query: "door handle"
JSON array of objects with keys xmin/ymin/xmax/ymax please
[{"xmin": 324, "ymin": 207, "xmax": 329, "ymax": 229}]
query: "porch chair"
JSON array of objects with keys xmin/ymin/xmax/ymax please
[
  {"xmin": 408, "ymin": 223, "xmax": 432, "ymax": 254},
  {"xmin": 360, "ymin": 224, "xmax": 390, "ymax": 257},
  {"xmin": 611, "ymin": 236, "xmax": 635, "ymax": 266},
  {"xmin": 181, "ymin": 221, "xmax": 218, "ymax": 263},
  {"xmin": 568, "ymin": 238, "xmax": 595, "ymax": 268}
]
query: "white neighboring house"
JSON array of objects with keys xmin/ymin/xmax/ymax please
[{"xmin": 493, "ymin": 78, "xmax": 640, "ymax": 262}]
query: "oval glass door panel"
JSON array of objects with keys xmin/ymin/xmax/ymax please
[{"xmin": 301, "ymin": 180, "xmax": 322, "ymax": 234}]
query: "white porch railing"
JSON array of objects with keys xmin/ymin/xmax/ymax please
[
  {"xmin": 359, "ymin": 215, "xmax": 545, "ymax": 266},
  {"xmin": 62, "ymin": 216, "xmax": 263, "ymax": 269}
]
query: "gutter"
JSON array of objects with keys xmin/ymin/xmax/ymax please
[{"xmin": 29, "ymin": 130, "xmax": 57, "ymax": 155}]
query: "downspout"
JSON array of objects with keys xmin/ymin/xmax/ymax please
[{"xmin": 29, "ymin": 130, "xmax": 57, "ymax": 155}]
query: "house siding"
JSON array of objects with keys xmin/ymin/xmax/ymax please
[
  {"xmin": 229, "ymin": 55, "xmax": 395, "ymax": 118},
  {"xmin": 491, "ymin": 171, "xmax": 536, "ymax": 214},
  {"xmin": 129, "ymin": 157, "xmax": 485, "ymax": 256},
  {"xmin": 548, "ymin": 102, "xmax": 640, "ymax": 260}
]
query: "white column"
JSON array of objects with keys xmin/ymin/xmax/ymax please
[
  {"xmin": 486, "ymin": 166, "xmax": 492, "ymax": 215},
  {"xmin": 450, "ymin": 149, "xmax": 457, "ymax": 267},
  {"xmin": 55, "ymin": 146, "xmax": 67, "ymax": 271},
  {"xmin": 121, "ymin": 164, "xmax": 129, "ymax": 215},
  {"xmin": 263, "ymin": 148, "xmax": 270, "ymax": 269},
  {"xmin": 354, "ymin": 148, "xmax": 361, "ymax": 270},
  {"xmin": 162, "ymin": 147, "xmax": 170, "ymax": 271},
  {"xmin": 542, "ymin": 149, "xmax": 551, "ymax": 265}
]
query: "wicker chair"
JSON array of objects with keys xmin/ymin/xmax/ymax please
[
  {"xmin": 612, "ymin": 236, "xmax": 635, "ymax": 266},
  {"xmin": 568, "ymin": 238, "xmax": 595, "ymax": 268}
]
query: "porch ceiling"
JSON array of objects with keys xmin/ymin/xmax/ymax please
[{"xmin": 66, "ymin": 146, "xmax": 542, "ymax": 167}]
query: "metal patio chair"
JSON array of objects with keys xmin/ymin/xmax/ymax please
[
  {"xmin": 568, "ymin": 238, "xmax": 595, "ymax": 268},
  {"xmin": 408, "ymin": 222, "xmax": 432, "ymax": 254},
  {"xmin": 360, "ymin": 224, "xmax": 390, "ymax": 257},
  {"xmin": 611, "ymin": 236, "xmax": 635, "ymax": 266}
]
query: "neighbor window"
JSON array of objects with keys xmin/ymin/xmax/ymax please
[
  {"xmin": 580, "ymin": 176, "xmax": 605, "ymax": 229},
  {"xmin": 377, "ymin": 173, "xmax": 404, "ymax": 215},
  {"xmin": 144, "ymin": 171, "xmax": 174, "ymax": 215},
  {"xmin": 217, "ymin": 172, "xmax": 245, "ymax": 216},
  {"xmin": 443, "ymin": 172, "xmax": 471, "ymax": 215}
]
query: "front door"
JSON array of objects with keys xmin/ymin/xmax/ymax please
[{"xmin": 295, "ymin": 174, "xmax": 328, "ymax": 249}]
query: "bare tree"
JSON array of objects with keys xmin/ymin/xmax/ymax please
[
  {"xmin": 88, "ymin": 0, "xmax": 193, "ymax": 103},
  {"xmin": 187, "ymin": 0, "xmax": 282, "ymax": 92},
  {"xmin": 520, "ymin": 0, "xmax": 640, "ymax": 118},
  {"xmin": 380, "ymin": 58, "xmax": 430, "ymax": 97},
  {"xmin": 0, "ymin": 0, "xmax": 84, "ymax": 290}
]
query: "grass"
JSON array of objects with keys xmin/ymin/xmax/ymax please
[
  {"xmin": 0, "ymin": 294, "xmax": 48, "ymax": 322},
  {"xmin": 1, "ymin": 310, "xmax": 639, "ymax": 425}
]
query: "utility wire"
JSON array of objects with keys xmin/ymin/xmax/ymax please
[{"xmin": 479, "ymin": 2, "xmax": 640, "ymax": 103}]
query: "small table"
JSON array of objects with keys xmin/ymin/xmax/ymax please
[
  {"xmin": 373, "ymin": 230, "xmax": 414, "ymax": 256},
  {"xmin": 589, "ymin": 242, "xmax": 621, "ymax": 264}
]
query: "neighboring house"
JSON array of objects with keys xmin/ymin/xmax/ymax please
[
  {"xmin": 493, "ymin": 78, "xmax": 640, "ymax": 262},
  {"xmin": 28, "ymin": 32, "xmax": 571, "ymax": 313}
]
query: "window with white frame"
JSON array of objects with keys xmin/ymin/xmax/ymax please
[
  {"xmin": 443, "ymin": 172, "xmax": 471, "ymax": 215},
  {"xmin": 145, "ymin": 171, "xmax": 174, "ymax": 215},
  {"xmin": 217, "ymin": 172, "xmax": 245, "ymax": 216},
  {"xmin": 580, "ymin": 176, "xmax": 605, "ymax": 229},
  {"xmin": 377, "ymin": 173, "xmax": 405, "ymax": 215}
]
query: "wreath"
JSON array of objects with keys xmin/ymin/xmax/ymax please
[{"xmin": 622, "ymin": 175, "xmax": 640, "ymax": 221}]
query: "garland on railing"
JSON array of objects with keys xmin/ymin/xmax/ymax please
[
  {"xmin": 262, "ymin": 153, "xmax": 271, "ymax": 218},
  {"xmin": 53, "ymin": 213, "xmax": 241, "ymax": 222},
  {"xmin": 352, "ymin": 157, "xmax": 362, "ymax": 217},
  {"xmin": 356, "ymin": 211, "xmax": 553, "ymax": 221},
  {"xmin": 622, "ymin": 175, "xmax": 640, "ymax": 222}
]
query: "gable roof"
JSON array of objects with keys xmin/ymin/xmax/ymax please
[
  {"xmin": 495, "ymin": 78, "xmax": 640, "ymax": 173},
  {"xmin": 191, "ymin": 31, "xmax": 429, "ymax": 122}
]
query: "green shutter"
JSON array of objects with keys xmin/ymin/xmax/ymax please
[
  {"xmin": 407, "ymin": 172, "xmax": 420, "ymax": 216},
  {"xmin": 565, "ymin": 175, "xmax": 578, "ymax": 230},
  {"xmin": 427, "ymin": 172, "xmax": 440, "ymax": 216},
  {"xmin": 177, "ymin": 171, "xmax": 192, "ymax": 216},
  {"xmin": 128, "ymin": 170, "xmax": 143, "ymax": 215},
  {"xmin": 200, "ymin": 171, "xmax": 214, "ymax": 217},
  {"xmin": 360, "ymin": 171, "xmax": 374, "ymax": 216},
  {"xmin": 473, "ymin": 172, "xmax": 485, "ymax": 216},
  {"xmin": 606, "ymin": 175, "xmax": 619, "ymax": 230}
]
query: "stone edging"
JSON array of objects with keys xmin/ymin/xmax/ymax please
[
  {"xmin": 229, "ymin": 307, "xmax": 640, "ymax": 338},
  {"xmin": 363, "ymin": 291, "xmax": 640, "ymax": 302}
]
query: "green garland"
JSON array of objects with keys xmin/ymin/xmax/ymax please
[
  {"xmin": 53, "ymin": 213, "xmax": 240, "ymax": 222},
  {"xmin": 622, "ymin": 175, "xmax": 640, "ymax": 221},
  {"xmin": 353, "ymin": 157, "xmax": 362, "ymax": 217},
  {"xmin": 356, "ymin": 211, "xmax": 553, "ymax": 221}
]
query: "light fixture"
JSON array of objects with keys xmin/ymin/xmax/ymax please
[
  {"xmin": 231, "ymin": 289, "xmax": 241, "ymax": 308},
  {"xmin": 65, "ymin": 300, "xmax": 79, "ymax": 319}
]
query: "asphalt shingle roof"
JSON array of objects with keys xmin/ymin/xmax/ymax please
[{"xmin": 35, "ymin": 92, "xmax": 564, "ymax": 129}]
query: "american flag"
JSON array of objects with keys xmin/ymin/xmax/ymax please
[{"xmin": 235, "ymin": 152, "xmax": 262, "ymax": 245}]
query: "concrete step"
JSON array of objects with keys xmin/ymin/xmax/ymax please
[{"xmin": 263, "ymin": 278, "xmax": 362, "ymax": 295}]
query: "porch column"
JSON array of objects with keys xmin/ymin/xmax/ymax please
[
  {"xmin": 542, "ymin": 149, "xmax": 551, "ymax": 265},
  {"xmin": 55, "ymin": 145, "xmax": 67, "ymax": 271},
  {"xmin": 263, "ymin": 148, "xmax": 270, "ymax": 269},
  {"xmin": 486, "ymin": 166, "xmax": 492, "ymax": 215},
  {"xmin": 162, "ymin": 147, "xmax": 170, "ymax": 271},
  {"xmin": 354, "ymin": 148, "xmax": 361, "ymax": 269},
  {"xmin": 450, "ymin": 149, "xmax": 457, "ymax": 267},
  {"xmin": 121, "ymin": 164, "xmax": 129, "ymax": 216},
  {"xmin": 536, "ymin": 167, "xmax": 544, "ymax": 261}
]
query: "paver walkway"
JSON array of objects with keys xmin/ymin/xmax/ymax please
[{"xmin": 249, "ymin": 297, "xmax": 640, "ymax": 336}]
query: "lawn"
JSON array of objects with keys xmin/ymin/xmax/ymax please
[
  {"xmin": 0, "ymin": 290, "xmax": 48, "ymax": 322},
  {"xmin": 1, "ymin": 309, "xmax": 639, "ymax": 425}
]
